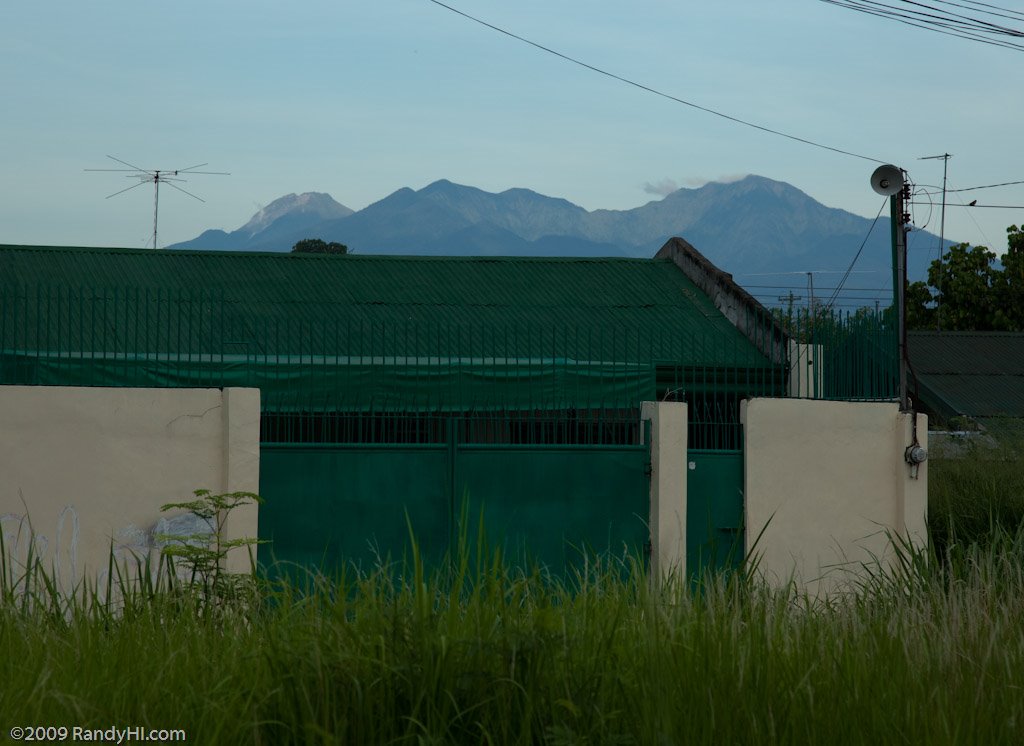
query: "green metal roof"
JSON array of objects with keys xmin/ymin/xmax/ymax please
[
  {"xmin": 908, "ymin": 331, "xmax": 1024, "ymax": 418},
  {"xmin": 0, "ymin": 245, "xmax": 766, "ymax": 367}
]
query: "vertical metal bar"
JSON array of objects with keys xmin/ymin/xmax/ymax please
[{"xmin": 0, "ymin": 282, "xmax": 7, "ymax": 383}]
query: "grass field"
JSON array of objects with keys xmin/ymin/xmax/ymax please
[{"xmin": 1, "ymin": 451, "xmax": 1023, "ymax": 744}]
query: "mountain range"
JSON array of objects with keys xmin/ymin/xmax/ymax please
[{"xmin": 171, "ymin": 175, "xmax": 943, "ymax": 287}]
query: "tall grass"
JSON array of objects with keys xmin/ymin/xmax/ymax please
[
  {"xmin": 929, "ymin": 437, "xmax": 1024, "ymax": 560},
  {"xmin": 2, "ymin": 464, "xmax": 1024, "ymax": 744}
]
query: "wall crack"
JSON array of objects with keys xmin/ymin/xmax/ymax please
[{"xmin": 165, "ymin": 404, "xmax": 222, "ymax": 429}]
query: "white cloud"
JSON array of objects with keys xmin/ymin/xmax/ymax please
[
  {"xmin": 642, "ymin": 178, "xmax": 680, "ymax": 196},
  {"xmin": 682, "ymin": 173, "xmax": 749, "ymax": 187}
]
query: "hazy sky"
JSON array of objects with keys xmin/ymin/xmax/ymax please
[{"xmin": 3, "ymin": 0, "xmax": 1022, "ymax": 259}]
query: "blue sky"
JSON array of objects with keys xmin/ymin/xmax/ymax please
[{"xmin": 2, "ymin": 0, "xmax": 1022, "ymax": 259}]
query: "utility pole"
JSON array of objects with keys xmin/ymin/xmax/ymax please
[
  {"xmin": 892, "ymin": 183, "xmax": 911, "ymax": 411},
  {"xmin": 872, "ymin": 163, "xmax": 911, "ymax": 410},
  {"xmin": 920, "ymin": 153, "xmax": 951, "ymax": 331},
  {"xmin": 778, "ymin": 291, "xmax": 803, "ymax": 318}
]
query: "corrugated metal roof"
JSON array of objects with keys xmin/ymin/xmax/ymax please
[
  {"xmin": 908, "ymin": 331, "xmax": 1024, "ymax": 418},
  {"xmin": 0, "ymin": 245, "xmax": 766, "ymax": 367}
]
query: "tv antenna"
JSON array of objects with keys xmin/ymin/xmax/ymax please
[
  {"xmin": 919, "ymin": 153, "xmax": 951, "ymax": 331},
  {"xmin": 86, "ymin": 155, "xmax": 229, "ymax": 248}
]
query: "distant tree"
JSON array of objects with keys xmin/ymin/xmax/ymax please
[
  {"xmin": 995, "ymin": 225, "xmax": 1024, "ymax": 329},
  {"xmin": 906, "ymin": 229, "xmax": 1024, "ymax": 331},
  {"xmin": 291, "ymin": 238, "xmax": 348, "ymax": 255},
  {"xmin": 905, "ymin": 279, "xmax": 935, "ymax": 330}
]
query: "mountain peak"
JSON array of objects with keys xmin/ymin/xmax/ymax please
[
  {"xmin": 419, "ymin": 179, "xmax": 488, "ymax": 199},
  {"xmin": 422, "ymin": 179, "xmax": 457, "ymax": 191},
  {"xmin": 171, "ymin": 176, "xmax": 942, "ymax": 286},
  {"xmin": 240, "ymin": 192, "xmax": 353, "ymax": 236}
]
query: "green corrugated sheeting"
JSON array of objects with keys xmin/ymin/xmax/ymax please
[
  {"xmin": 1, "ymin": 245, "xmax": 772, "ymax": 411},
  {"xmin": 908, "ymin": 331, "xmax": 1024, "ymax": 419}
]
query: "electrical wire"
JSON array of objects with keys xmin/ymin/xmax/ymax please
[
  {"xmin": 821, "ymin": 0, "xmax": 1024, "ymax": 39},
  {"xmin": 818, "ymin": 0, "xmax": 1024, "ymax": 51},
  {"xmin": 911, "ymin": 184, "xmax": 936, "ymax": 232},
  {"xmin": 822, "ymin": 198, "xmax": 890, "ymax": 311},
  {"xmin": 909, "ymin": 202, "xmax": 1024, "ymax": 208},
  {"xmin": 744, "ymin": 284, "xmax": 896, "ymax": 292},
  {"xmin": 947, "ymin": 178, "xmax": 997, "ymax": 248},
  {"xmin": 426, "ymin": 0, "xmax": 888, "ymax": 163},
  {"xmin": 930, "ymin": 0, "xmax": 1024, "ymax": 22},
  {"xmin": 945, "ymin": 179, "xmax": 1024, "ymax": 192}
]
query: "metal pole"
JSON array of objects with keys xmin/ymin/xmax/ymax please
[
  {"xmin": 920, "ymin": 153, "xmax": 951, "ymax": 331},
  {"xmin": 893, "ymin": 187, "xmax": 909, "ymax": 411},
  {"xmin": 153, "ymin": 172, "xmax": 160, "ymax": 249},
  {"xmin": 937, "ymin": 155, "xmax": 949, "ymax": 331}
]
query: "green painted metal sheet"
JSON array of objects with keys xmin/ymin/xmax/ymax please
[
  {"xmin": 0, "ymin": 247, "xmax": 762, "ymax": 358},
  {"xmin": 908, "ymin": 331, "xmax": 1024, "ymax": 418},
  {"xmin": 257, "ymin": 441, "xmax": 650, "ymax": 578},
  {"xmin": 456, "ymin": 445, "xmax": 649, "ymax": 573},
  {"xmin": 258, "ymin": 445, "xmax": 450, "ymax": 575},
  {"xmin": 686, "ymin": 450, "xmax": 744, "ymax": 578},
  {"xmin": 0, "ymin": 247, "xmax": 774, "ymax": 414}
]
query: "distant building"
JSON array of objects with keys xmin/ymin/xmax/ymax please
[
  {"xmin": 1, "ymin": 240, "xmax": 907, "ymax": 584},
  {"xmin": 908, "ymin": 331, "xmax": 1024, "ymax": 434}
]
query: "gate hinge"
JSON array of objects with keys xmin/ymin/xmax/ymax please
[{"xmin": 644, "ymin": 462, "xmax": 653, "ymax": 478}]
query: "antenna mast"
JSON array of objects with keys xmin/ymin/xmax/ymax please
[
  {"xmin": 86, "ymin": 156, "xmax": 229, "ymax": 248},
  {"xmin": 920, "ymin": 153, "xmax": 951, "ymax": 331}
]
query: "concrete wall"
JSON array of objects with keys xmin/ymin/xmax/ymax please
[
  {"xmin": 0, "ymin": 386, "xmax": 261, "ymax": 592},
  {"xmin": 641, "ymin": 401, "xmax": 687, "ymax": 581},
  {"xmin": 742, "ymin": 398, "xmax": 928, "ymax": 595}
]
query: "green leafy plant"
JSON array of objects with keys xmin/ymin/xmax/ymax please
[{"xmin": 158, "ymin": 489, "xmax": 266, "ymax": 608}]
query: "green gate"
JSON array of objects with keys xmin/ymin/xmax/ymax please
[
  {"xmin": 686, "ymin": 450, "xmax": 744, "ymax": 579},
  {"xmin": 258, "ymin": 444, "xmax": 452, "ymax": 574},
  {"xmin": 457, "ymin": 444, "xmax": 649, "ymax": 572},
  {"xmin": 258, "ymin": 436, "xmax": 650, "ymax": 578}
]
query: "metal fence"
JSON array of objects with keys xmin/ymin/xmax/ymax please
[{"xmin": 1, "ymin": 285, "xmax": 898, "ymax": 446}]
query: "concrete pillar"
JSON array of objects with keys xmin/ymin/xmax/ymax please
[
  {"xmin": 641, "ymin": 401, "xmax": 687, "ymax": 582},
  {"xmin": 221, "ymin": 387, "xmax": 262, "ymax": 571}
]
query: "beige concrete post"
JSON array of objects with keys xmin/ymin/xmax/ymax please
[
  {"xmin": 640, "ymin": 401, "xmax": 687, "ymax": 582},
  {"xmin": 221, "ymin": 387, "xmax": 262, "ymax": 571}
]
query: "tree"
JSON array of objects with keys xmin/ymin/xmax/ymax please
[
  {"xmin": 906, "ymin": 228, "xmax": 1024, "ymax": 331},
  {"xmin": 905, "ymin": 279, "xmax": 935, "ymax": 330},
  {"xmin": 291, "ymin": 238, "xmax": 348, "ymax": 255},
  {"xmin": 929, "ymin": 242, "xmax": 1001, "ymax": 330},
  {"xmin": 994, "ymin": 225, "xmax": 1024, "ymax": 330}
]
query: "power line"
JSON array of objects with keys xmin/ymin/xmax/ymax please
[
  {"xmin": 945, "ymin": 179, "xmax": 1024, "ymax": 192},
  {"xmin": 426, "ymin": 0, "xmax": 888, "ymax": 163},
  {"xmin": 823, "ymin": 198, "xmax": 890, "ymax": 311},
  {"xmin": 947, "ymin": 178, "xmax": 996, "ymax": 248},
  {"xmin": 744, "ymin": 284, "xmax": 895, "ymax": 292},
  {"xmin": 909, "ymin": 201, "xmax": 1024, "ymax": 208},
  {"xmin": 821, "ymin": 0, "xmax": 1024, "ymax": 40},
  {"xmin": 932, "ymin": 0, "xmax": 1024, "ymax": 23},
  {"xmin": 818, "ymin": 0, "xmax": 1024, "ymax": 51}
]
